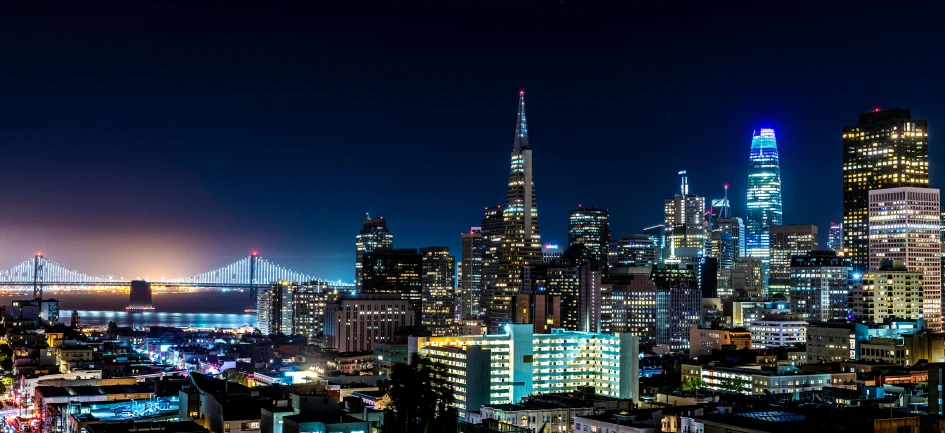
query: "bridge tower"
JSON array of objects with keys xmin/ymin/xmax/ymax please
[
  {"xmin": 33, "ymin": 253, "xmax": 45, "ymax": 300},
  {"xmin": 248, "ymin": 252, "xmax": 259, "ymax": 310}
]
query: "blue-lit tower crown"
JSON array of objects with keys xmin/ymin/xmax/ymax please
[{"xmin": 746, "ymin": 128, "xmax": 783, "ymax": 283}]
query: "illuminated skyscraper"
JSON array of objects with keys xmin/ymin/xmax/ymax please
[
  {"xmin": 546, "ymin": 265, "xmax": 579, "ymax": 330},
  {"xmin": 420, "ymin": 247, "xmax": 456, "ymax": 336},
  {"xmin": 355, "ymin": 216, "xmax": 394, "ymax": 288},
  {"xmin": 664, "ymin": 171, "xmax": 706, "ymax": 262},
  {"xmin": 768, "ymin": 225, "xmax": 819, "ymax": 297},
  {"xmin": 828, "ymin": 222, "xmax": 843, "ymax": 255},
  {"xmin": 746, "ymin": 128, "xmax": 783, "ymax": 285},
  {"xmin": 869, "ymin": 187, "xmax": 941, "ymax": 331},
  {"xmin": 361, "ymin": 248, "xmax": 423, "ymax": 323},
  {"xmin": 615, "ymin": 234, "xmax": 659, "ymax": 267},
  {"xmin": 542, "ymin": 244, "xmax": 562, "ymax": 263},
  {"xmin": 568, "ymin": 206, "xmax": 610, "ymax": 267},
  {"xmin": 652, "ymin": 263, "xmax": 701, "ymax": 351},
  {"xmin": 843, "ymin": 109, "xmax": 929, "ymax": 269},
  {"xmin": 789, "ymin": 251, "xmax": 852, "ymax": 322},
  {"xmin": 643, "ymin": 224, "xmax": 666, "ymax": 264},
  {"xmin": 492, "ymin": 91, "xmax": 542, "ymax": 333},
  {"xmin": 479, "ymin": 205, "xmax": 504, "ymax": 320},
  {"xmin": 715, "ymin": 217, "xmax": 746, "ymax": 261},
  {"xmin": 460, "ymin": 228, "xmax": 483, "ymax": 319}
]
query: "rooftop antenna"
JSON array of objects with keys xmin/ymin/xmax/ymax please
[
  {"xmin": 678, "ymin": 170, "xmax": 688, "ymax": 195},
  {"xmin": 722, "ymin": 184, "xmax": 730, "ymax": 218},
  {"xmin": 365, "ymin": 212, "xmax": 370, "ymax": 220}
]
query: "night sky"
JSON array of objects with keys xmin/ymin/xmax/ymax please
[{"xmin": 1, "ymin": 3, "xmax": 943, "ymax": 281}]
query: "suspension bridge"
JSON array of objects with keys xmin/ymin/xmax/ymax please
[{"xmin": 0, "ymin": 252, "xmax": 352, "ymax": 290}]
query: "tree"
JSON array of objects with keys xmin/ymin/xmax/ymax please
[
  {"xmin": 0, "ymin": 344, "xmax": 12, "ymax": 372},
  {"xmin": 718, "ymin": 376, "xmax": 749, "ymax": 393},
  {"xmin": 382, "ymin": 354, "xmax": 457, "ymax": 433},
  {"xmin": 222, "ymin": 368, "xmax": 248, "ymax": 386},
  {"xmin": 679, "ymin": 376, "xmax": 707, "ymax": 392}
]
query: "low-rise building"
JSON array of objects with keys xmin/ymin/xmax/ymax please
[
  {"xmin": 573, "ymin": 412, "xmax": 659, "ymax": 433},
  {"xmin": 749, "ymin": 319, "xmax": 807, "ymax": 348},
  {"xmin": 688, "ymin": 326, "xmax": 751, "ymax": 358},
  {"xmin": 681, "ymin": 364, "xmax": 856, "ymax": 395},
  {"xmin": 480, "ymin": 402, "xmax": 592, "ymax": 433},
  {"xmin": 372, "ymin": 342, "xmax": 408, "ymax": 376},
  {"xmin": 859, "ymin": 330, "xmax": 945, "ymax": 365}
]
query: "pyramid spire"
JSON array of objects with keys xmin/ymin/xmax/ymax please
[{"xmin": 513, "ymin": 90, "xmax": 529, "ymax": 151}]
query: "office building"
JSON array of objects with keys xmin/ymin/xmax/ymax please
[
  {"xmin": 806, "ymin": 322, "xmax": 858, "ymax": 362},
  {"xmin": 460, "ymin": 228, "xmax": 484, "ymax": 319},
  {"xmin": 546, "ymin": 265, "xmax": 580, "ymax": 330},
  {"xmin": 828, "ymin": 222, "xmax": 843, "ymax": 255},
  {"xmin": 324, "ymin": 296, "xmax": 415, "ymax": 352},
  {"xmin": 749, "ymin": 320, "xmax": 808, "ymax": 348},
  {"xmin": 652, "ymin": 263, "xmax": 701, "ymax": 351},
  {"xmin": 715, "ymin": 217, "xmax": 746, "ymax": 262},
  {"xmin": 860, "ymin": 330, "xmax": 944, "ymax": 366},
  {"xmin": 849, "ymin": 260, "xmax": 923, "ymax": 324},
  {"xmin": 420, "ymin": 247, "xmax": 456, "ymax": 336},
  {"xmin": 707, "ymin": 230, "xmax": 734, "ymax": 271},
  {"xmin": 731, "ymin": 257, "xmax": 764, "ymax": 297},
  {"xmin": 514, "ymin": 293, "xmax": 561, "ymax": 333},
  {"xmin": 614, "ymin": 234, "xmax": 659, "ymax": 267},
  {"xmin": 682, "ymin": 364, "xmax": 855, "ymax": 395},
  {"xmin": 480, "ymin": 205, "xmax": 504, "ymax": 320},
  {"xmin": 355, "ymin": 217, "xmax": 394, "ymax": 288},
  {"xmin": 297, "ymin": 281, "xmax": 340, "ymax": 343},
  {"xmin": 360, "ymin": 248, "xmax": 423, "ymax": 323},
  {"xmin": 608, "ymin": 267, "xmax": 658, "ymax": 343},
  {"xmin": 746, "ymin": 128, "xmax": 784, "ymax": 284},
  {"xmin": 643, "ymin": 224, "xmax": 666, "ymax": 264},
  {"xmin": 493, "ymin": 91, "xmax": 543, "ymax": 333},
  {"xmin": 568, "ymin": 206, "xmax": 610, "ymax": 267},
  {"xmin": 843, "ymin": 108, "xmax": 929, "ymax": 270},
  {"xmin": 578, "ymin": 262, "xmax": 603, "ymax": 333},
  {"xmin": 664, "ymin": 171, "xmax": 707, "ymax": 263},
  {"xmin": 414, "ymin": 325, "xmax": 640, "ymax": 416},
  {"xmin": 255, "ymin": 280, "xmax": 336, "ymax": 343},
  {"xmin": 769, "ymin": 225, "xmax": 819, "ymax": 297},
  {"xmin": 789, "ymin": 251, "xmax": 853, "ymax": 322},
  {"xmin": 689, "ymin": 326, "xmax": 751, "ymax": 358},
  {"xmin": 541, "ymin": 243, "xmax": 562, "ymax": 263},
  {"xmin": 869, "ymin": 187, "xmax": 941, "ymax": 331}
]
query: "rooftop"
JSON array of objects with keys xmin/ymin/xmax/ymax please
[{"xmin": 693, "ymin": 411, "xmax": 807, "ymax": 433}]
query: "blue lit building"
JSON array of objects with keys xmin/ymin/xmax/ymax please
[
  {"xmin": 746, "ymin": 129, "xmax": 783, "ymax": 284},
  {"xmin": 413, "ymin": 324, "xmax": 639, "ymax": 419}
]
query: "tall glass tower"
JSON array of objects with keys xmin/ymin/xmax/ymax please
[
  {"xmin": 492, "ymin": 90, "xmax": 542, "ymax": 333},
  {"xmin": 746, "ymin": 128, "xmax": 783, "ymax": 285}
]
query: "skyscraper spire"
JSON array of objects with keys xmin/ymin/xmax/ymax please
[
  {"xmin": 492, "ymin": 90, "xmax": 541, "ymax": 333},
  {"xmin": 513, "ymin": 90, "xmax": 529, "ymax": 151},
  {"xmin": 746, "ymin": 127, "xmax": 783, "ymax": 288}
]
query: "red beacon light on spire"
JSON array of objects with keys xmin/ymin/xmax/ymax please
[
  {"xmin": 874, "ymin": 107, "xmax": 881, "ymax": 112},
  {"xmin": 519, "ymin": 89, "xmax": 525, "ymax": 95},
  {"xmin": 252, "ymin": 251, "xmax": 258, "ymax": 257}
]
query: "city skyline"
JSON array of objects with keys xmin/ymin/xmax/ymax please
[{"xmin": 1, "ymin": 4, "xmax": 944, "ymax": 282}]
